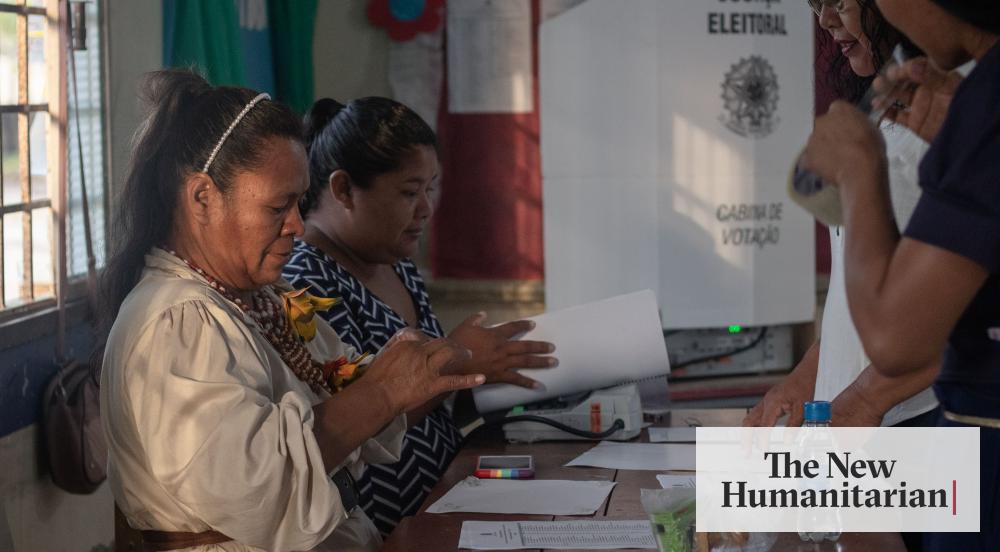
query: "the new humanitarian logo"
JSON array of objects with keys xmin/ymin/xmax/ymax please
[{"xmin": 720, "ymin": 55, "xmax": 780, "ymax": 139}]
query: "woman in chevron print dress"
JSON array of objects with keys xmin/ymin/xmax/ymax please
[{"xmin": 283, "ymin": 97, "xmax": 557, "ymax": 536}]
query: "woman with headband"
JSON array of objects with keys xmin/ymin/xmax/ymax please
[
  {"xmin": 801, "ymin": 1, "xmax": 1000, "ymax": 549},
  {"xmin": 99, "ymin": 69, "xmax": 484, "ymax": 551}
]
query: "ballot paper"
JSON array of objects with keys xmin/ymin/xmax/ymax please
[
  {"xmin": 656, "ymin": 474, "xmax": 696, "ymax": 489},
  {"xmin": 458, "ymin": 520, "xmax": 657, "ymax": 550},
  {"xmin": 566, "ymin": 442, "xmax": 696, "ymax": 471},
  {"xmin": 472, "ymin": 290, "xmax": 669, "ymax": 413},
  {"xmin": 647, "ymin": 427, "xmax": 696, "ymax": 443},
  {"xmin": 425, "ymin": 477, "xmax": 616, "ymax": 516}
]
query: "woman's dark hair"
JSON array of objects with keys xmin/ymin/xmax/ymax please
[
  {"xmin": 817, "ymin": 0, "xmax": 920, "ymax": 103},
  {"xmin": 300, "ymin": 97, "xmax": 436, "ymax": 216},
  {"xmin": 99, "ymin": 68, "xmax": 303, "ymax": 330}
]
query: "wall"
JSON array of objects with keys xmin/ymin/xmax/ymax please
[
  {"xmin": 0, "ymin": 326, "xmax": 112, "ymax": 552},
  {"xmin": 312, "ymin": 0, "xmax": 392, "ymax": 102},
  {"xmin": 107, "ymin": 0, "xmax": 164, "ymax": 199},
  {"xmin": 0, "ymin": 1, "xmax": 162, "ymax": 550}
]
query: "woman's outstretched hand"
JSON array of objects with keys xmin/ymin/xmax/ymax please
[
  {"xmin": 447, "ymin": 312, "xmax": 557, "ymax": 389},
  {"xmin": 365, "ymin": 329, "xmax": 484, "ymax": 415}
]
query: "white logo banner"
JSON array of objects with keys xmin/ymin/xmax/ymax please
[
  {"xmin": 540, "ymin": 0, "xmax": 816, "ymax": 327},
  {"xmin": 695, "ymin": 427, "xmax": 980, "ymax": 533}
]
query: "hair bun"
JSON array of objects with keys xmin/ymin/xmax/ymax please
[
  {"xmin": 304, "ymin": 98, "xmax": 346, "ymax": 150},
  {"xmin": 139, "ymin": 68, "xmax": 211, "ymax": 115}
]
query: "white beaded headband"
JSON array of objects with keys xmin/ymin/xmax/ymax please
[{"xmin": 201, "ymin": 92, "xmax": 271, "ymax": 173}]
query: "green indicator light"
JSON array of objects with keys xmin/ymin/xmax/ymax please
[{"xmin": 728, "ymin": 325, "xmax": 742, "ymax": 334}]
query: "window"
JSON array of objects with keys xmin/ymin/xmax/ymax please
[{"xmin": 0, "ymin": 0, "xmax": 106, "ymax": 320}]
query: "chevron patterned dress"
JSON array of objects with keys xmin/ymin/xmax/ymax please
[{"xmin": 282, "ymin": 240, "xmax": 463, "ymax": 536}]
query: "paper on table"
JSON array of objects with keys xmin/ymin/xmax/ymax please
[
  {"xmin": 657, "ymin": 474, "xmax": 696, "ymax": 489},
  {"xmin": 425, "ymin": 477, "xmax": 615, "ymax": 516},
  {"xmin": 458, "ymin": 520, "xmax": 657, "ymax": 550},
  {"xmin": 472, "ymin": 290, "xmax": 669, "ymax": 413},
  {"xmin": 566, "ymin": 442, "xmax": 696, "ymax": 471},
  {"xmin": 648, "ymin": 427, "xmax": 696, "ymax": 443}
]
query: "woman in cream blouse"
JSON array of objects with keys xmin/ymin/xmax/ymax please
[{"xmin": 99, "ymin": 69, "xmax": 484, "ymax": 552}]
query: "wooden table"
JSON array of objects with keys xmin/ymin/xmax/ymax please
[{"xmin": 381, "ymin": 408, "xmax": 905, "ymax": 552}]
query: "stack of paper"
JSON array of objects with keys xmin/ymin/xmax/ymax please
[
  {"xmin": 566, "ymin": 442, "xmax": 696, "ymax": 471},
  {"xmin": 472, "ymin": 290, "xmax": 670, "ymax": 413}
]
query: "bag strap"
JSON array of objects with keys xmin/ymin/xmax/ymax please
[
  {"xmin": 55, "ymin": 4, "xmax": 97, "ymax": 366},
  {"xmin": 67, "ymin": 6, "xmax": 98, "ymax": 315}
]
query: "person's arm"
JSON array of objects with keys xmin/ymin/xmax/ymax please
[
  {"xmin": 842, "ymin": 236, "xmax": 986, "ymax": 375},
  {"xmin": 125, "ymin": 301, "xmax": 472, "ymax": 550},
  {"xmin": 743, "ymin": 341, "xmax": 819, "ymax": 427},
  {"xmin": 312, "ymin": 338, "xmax": 483, "ymax": 470},
  {"xmin": 402, "ymin": 312, "xmax": 558, "ymax": 427},
  {"xmin": 802, "ymin": 102, "xmax": 988, "ymax": 376},
  {"xmin": 831, "ymin": 361, "xmax": 940, "ymax": 426},
  {"xmin": 389, "ymin": 311, "xmax": 559, "ymax": 429}
]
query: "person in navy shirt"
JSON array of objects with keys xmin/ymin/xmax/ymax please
[{"xmin": 802, "ymin": 1, "xmax": 1000, "ymax": 549}]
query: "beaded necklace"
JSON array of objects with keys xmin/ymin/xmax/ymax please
[{"xmin": 164, "ymin": 249, "xmax": 334, "ymax": 395}]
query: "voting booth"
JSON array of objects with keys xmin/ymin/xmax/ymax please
[{"xmin": 540, "ymin": 0, "xmax": 816, "ymax": 329}]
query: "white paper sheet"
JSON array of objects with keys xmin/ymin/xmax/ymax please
[
  {"xmin": 647, "ymin": 427, "xmax": 696, "ymax": 443},
  {"xmin": 458, "ymin": 520, "xmax": 657, "ymax": 550},
  {"xmin": 566, "ymin": 442, "xmax": 696, "ymax": 471},
  {"xmin": 447, "ymin": 0, "xmax": 533, "ymax": 113},
  {"xmin": 657, "ymin": 474, "xmax": 696, "ymax": 489},
  {"xmin": 472, "ymin": 290, "xmax": 669, "ymax": 413},
  {"xmin": 425, "ymin": 477, "xmax": 615, "ymax": 516}
]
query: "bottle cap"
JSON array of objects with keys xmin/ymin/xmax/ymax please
[{"xmin": 803, "ymin": 401, "xmax": 832, "ymax": 423}]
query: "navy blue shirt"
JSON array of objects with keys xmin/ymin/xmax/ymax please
[{"xmin": 904, "ymin": 40, "xmax": 1000, "ymax": 385}]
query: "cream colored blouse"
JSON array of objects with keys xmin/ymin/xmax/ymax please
[{"xmin": 101, "ymin": 248, "xmax": 406, "ymax": 551}]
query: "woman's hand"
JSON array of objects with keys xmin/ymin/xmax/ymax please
[
  {"xmin": 743, "ymin": 343, "xmax": 819, "ymax": 428},
  {"xmin": 800, "ymin": 101, "xmax": 887, "ymax": 191},
  {"xmin": 875, "ymin": 57, "xmax": 962, "ymax": 144},
  {"xmin": 742, "ymin": 370, "xmax": 815, "ymax": 428},
  {"xmin": 364, "ymin": 331, "xmax": 484, "ymax": 415},
  {"xmin": 446, "ymin": 312, "xmax": 557, "ymax": 389}
]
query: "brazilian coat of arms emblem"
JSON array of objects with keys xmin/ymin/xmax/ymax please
[{"xmin": 719, "ymin": 55, "xmax": 780, "ymax": 139}]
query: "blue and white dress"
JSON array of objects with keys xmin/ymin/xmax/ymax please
[{"xmin": 282, "ymin": 240, "xmax": 462, "ymax": 536}]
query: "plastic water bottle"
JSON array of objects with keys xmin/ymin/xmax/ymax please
[
  {"xmin": 802, "ymin": 400, "xmax": 832, "ymax": 429},
  {"xmin": 797, "ymin": 400, "xmax": 842, "ymax": 543}
]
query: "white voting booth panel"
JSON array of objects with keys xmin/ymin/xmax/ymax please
[{"xmin": 540, "ymin": 0, "xmax": 815, "ymax": 328}]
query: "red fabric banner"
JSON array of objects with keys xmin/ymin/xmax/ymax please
[{"xmin": 432, "ymin": 0, "xmax": 543, "ymax": 280}]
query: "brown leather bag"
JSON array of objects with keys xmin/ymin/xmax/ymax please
[{"xmin": 42, "ymin": 360, "xmax": 107, "ymax": 494}]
